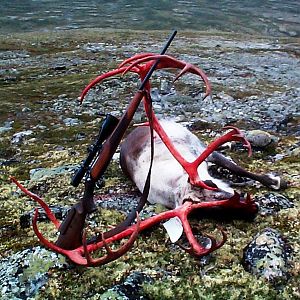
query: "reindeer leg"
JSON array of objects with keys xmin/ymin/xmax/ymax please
[{"xmin": 208, "ymin": 152, "xmax": 287, "ymax": 190}]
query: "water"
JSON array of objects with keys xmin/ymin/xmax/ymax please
[{"xmin": 0, "ymin": 0, "xmax": 299, "ymax": 37}]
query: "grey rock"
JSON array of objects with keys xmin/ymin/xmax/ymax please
[
  {"xmin": 0, "ymin": 50, "xmax": 30, "ymax": 60},
  {"xmin": 20, "ymin": 205, "xmax": 67, "ymax": 228},
  {"xmin": 30, "ymin": 165, "xmax": 78, "ymax": 181},
  {"xmin": 21, "ymin": 107, "xmax": 31, "ymax": 112},
  {"xmin": 82, "ymin": 42, "xmax": 106, "ymax": 53},
  {"xmin": 150, "ymin": 88, "xmax": 162, "ymax": 102},
  {"xmin": 243, "ymin": 228, "xmax": 292, "ymax": 284},
  {"xmin": 160, "ymin": 78, "xmax": 173, "ymax": 95},
  {"xmin": 245, "ymin": 130, "xmax": 278, "ymax": 148},
  {"xmin": 255, "ymin": 193, "xmax": 294, "ymax": 216},
  {"xmin": 63, "ymin": 117, "xmax": 82, "ymax": 126},
  {"xmin": 0, "ymin": 120, "xmax": 13, "ymax": 135},
  {"xmin": 11, "ymin": 130, "xmax": 33, "ymax": 144},
  {"xmin": 100, "ymin": 271, "xmax": 152, "ymax": 300},
  {"xmin": 216, "ymin": 91, "xmax": 235, "ymax": 102},
  {"xmin": 96, "ymin": 193, "xmax": 140, "ymax": 215}
]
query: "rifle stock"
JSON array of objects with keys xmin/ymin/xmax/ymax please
[{"xmin": 56, "ymin": 180, "xmax": 96, "ymax": 249}]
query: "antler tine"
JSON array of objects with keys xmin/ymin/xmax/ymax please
[
  {"xmin": 177, "ymin": 202, "xmax": 214, "ymax": 257},
  {"xmin": 12, "ymin": 174, "xmax": 242, "ymax": 265},
  {"xmin": 144, "ymin": 118, "xmax": 253, "ymax": 191},
  {"xmin": 203, "ymin": 227, "xmax": 227, "ymax": 250},
  {"xmin": 177, "ymin": 234, "xmax": 215, "ymax": 258},
  {"xmin": 82, "ymin": 213, "xmax": 141, "ymax": 266},
  {"xmin": 80, "ymin": 65, "xmax": 142, "ymax": 102},
  {"xmin": 173, "ymin": 62, "xmax": 212, "ymax": 98},
  {"xmin": 177, "ymin": 223, "xmax": 227, "ymax": 258},
  {"xmin": 32, "ymin": 208, "xmax": 65, "ymax": 254},
  {"xmin": 222, "ymin": 192, "xmax": 258, "ymax": 215},
  {"xmin": 10, "ymin": 176, "xmax": 60, "ymax": 229},
  {"xmin": 118, "ymin": 53, "xmax": 156, "ymax": 68},
  {"xmin": 215, "ymin": 227, "xmax": 227, "ymax": 249},
  {"xmin": 223, "ymin": 126, "xmax": 252, "ymax": 157}
]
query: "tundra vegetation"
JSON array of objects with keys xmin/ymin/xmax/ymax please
[{"xmin": 0, "ymin": 30, "xmax": 299, "ymax": 299}]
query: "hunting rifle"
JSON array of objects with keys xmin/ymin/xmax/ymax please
[{"xmin": 55, "ymin": 30, "xmax": 177, "ymax": 250}]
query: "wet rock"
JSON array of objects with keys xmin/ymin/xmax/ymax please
[
  {"xmin": 255, "ymin": 193, "xmax": 294, "ymax": 216},
  {"xmin": 30, "ymin": 165, "xmax": 78, "ymax": 181},
  {"xmin": 243, "ymin": 228, "xmax": 292, "ymax": 284},
  {"xmin": 245, "ymin": 130, "xmax": 278, "ymax": 149},
  {"xmin": 20, "ymin": 205, "xmax": 67, "ymax": 228},
  {"xmin": 11, "ymin": 130, "xmax": 33, "ymax": 144},
  {"xmin": 99, "ymin": 271, "xmax": 152, "ymax": 300},
  {"xmin": 0, "ymin": 246, "xmax": 66, "ymax": 300}
]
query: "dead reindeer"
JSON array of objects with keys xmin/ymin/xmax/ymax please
[
  {"xmin": 120, "ymin": 119, "xmax": 285, "ymax": 210},
  {"xmin": 10, "ymin": 43, "xmax": 286, "ymax": 266}
]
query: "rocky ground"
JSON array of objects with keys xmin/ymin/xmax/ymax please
[{"xmin": 0, "ymin": 29, "xmax": 299, "ymax": 299}]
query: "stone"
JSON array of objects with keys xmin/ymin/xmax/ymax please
[
  {"xmin": 245, "ymin": 130, "xmax": 278, "ymax": 148},
  {"xmin": 100, "ymin": 271, "xmax": 152, "ymax": 300},
  {"xmin": 29, "ymin": 165, "xmax": 78, "ymax": 181},
  {"xmin": 255, "ymin": 193, "xmax": 294, "ymax": 216},
  {"xmin": 243, "ymin": 228, "xmax": 292, "ymax": 284},
  {"xmin": 0, "ymin": 121, "xmax": 13, "ymax": 135},
  {"xmin": 11, "ymin": 130, "xmax": 33, "ymax": 144},
  {"xmin": 63, "ymin": 117, "xmax": 82, "ymax": 126},
  {"xmin": 20, "ymin": 205, "xmax": 66, "ymax": 228}
]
